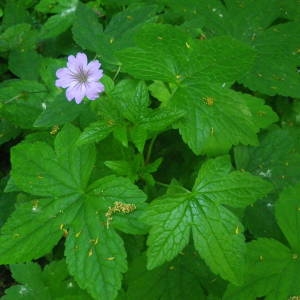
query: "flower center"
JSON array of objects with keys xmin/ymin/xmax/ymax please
[{"xmin": 74, "ymin": 67, "xmax": 89, "ymax": 84}]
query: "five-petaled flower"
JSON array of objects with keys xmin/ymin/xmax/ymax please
[{"xmin": 55, "ymin": 52, "xmax": 104, "ymax": 104}]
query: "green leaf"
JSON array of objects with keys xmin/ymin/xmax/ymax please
[
  {"xmin": 4, "ymin": 262, "xmax": 51, "ymax": 299},
  {"xmin": 0, "ymin": 195, "xmax": 80, "ymax": 264},
  {"xmin": 65, "ymin": 204, "xmax": 127, "ymax": 300},
  {"xmin": 194, "ymin": 156, "xmax": 273, "ymax": 207},
  {"xmin": 72, "ymin": 3, "xmax": 106, "ymax": 54},
  {"xmin": 224, "ymin": 238, "xmax": 300, "ymax": 300},
  {"xmin": 73, "ymin": 3, "xmax": 158, "ymax": 66},
  {"xmin": 34, "ymin": 94, "xmax": 87, "ymax": 127},
  {"xmin": 118, "ymin": 24, "xmax": 255, "ymax": 83},
  {"xmin": 77, "ymin": 119, "xmax": 115, "ymax": 146},
  {"xmin": 8, "ymin": 49, "xmax": 41, "ymax": 80},
  {"xmin": 234, "ymin": 127, "xmax": 300, "ymax": 191},
  {"xmin": 142, "ymin": 155, "xmax": 271, "ymax": 284},
  {"xmin": 176, "ymin": 1, "xmax": 300, "ymax": 97},
  {"xmin": 3, "ymin": 260, "xmax": 91, "ymax": 299},
  {"xmin": 276, "ymin": 183, "xmax": 300, "ymax": 252},
  {"xmin": 11, "ymin": 124, "xmax": 95, "ymax": 197},
  {"xmin": 0, "ymin": 24, "xmax": 36, "ymax": 52},
  {"xmin": 126, "ymin": 252, "xmax": 207, "ymax": 300},
  {"xmin": 224, "ymin": 184, "xmax": 300, "ymax": 299},
  {"xmin": 0, "ymin": 80, "xmax": 47, "ymax": 129},
  {"xmin": 172, "ymin": 81, "xmax": 277, "ymax": 155},
  {"xmin": 240, "ymin": 21, "xmax": 300, "ymax": 97},
  {"xmin": 39, "ymin": 11, "xmax": 76, "ymax": 40},
  {"xmin": 65, "ymin": 175, "xmax": 147, "ymax": 299}
]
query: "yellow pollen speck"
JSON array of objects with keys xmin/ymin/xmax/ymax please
[
  {"xmin": 59, "ymin": 224, "xmax": 64, "ymax": 230},
  {"xmin": 63, "ymin": 229, "xmax": 68, "ymax": 237},
  {"xmin": 259, "ymin": 255, "xmax": 264, "ymax": 261},
  {"xmin": 292, "ymin": 253, "xmax": 298, "ymax": 260},
  {"xmin": 88, "ymin": 249, "xmax": 93, "ymax": 257},
  {"xmin": 50, "ymin": 125, "xmax": 59, "ymax": 135},
  {"xmin": 235, "ymin": 226, "xmax": 240, "ymax": 235},
  {"xmin": 106, "ymin": 257, "xmax": 115, "ymax": 261},
  {"xmin": 109, "ymin": 37, "xmax": 114, "ymax": 44},
  {"xmin": 169, "ymin": 266, "xmax": 175, "ymax": 270},
  {"xmin": 175, "ymin": 74, "xmax": 181, "ymax": 80},
  {"xmin": 203, "ymin": 96, "xmax": 214, "ymax": 106},
  {"xmin": 90, "ymin": 238, "xmax": 99, "ymax": 245},
  {"xmin": 75, "ymin": 231, "xmax": 81, "ymax": 238},
  {"xmin": 157, "ymin": 36, "xmax": 163, "ymax": 40}
]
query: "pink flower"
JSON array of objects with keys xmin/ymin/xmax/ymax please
[{"xmin": 55, "ymin": 52, "xmax": 104, "ymax": 104}]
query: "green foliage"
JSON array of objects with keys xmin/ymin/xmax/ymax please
[
  {"xmin": 3, "ymin": 260, "xmax": 91, "ymax": 299},
  {"xmin": 224, "ymin": 184, "xmax": 300, "ymax": 299},
  {"xmin": 142, "ymin": 156, "xmax": 272, "ymax": 284},
  {"xmin": 0, "ymin": 0, "xmax": 299, "ymax": 299}
]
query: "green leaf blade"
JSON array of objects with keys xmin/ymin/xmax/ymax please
[
  {"xmin": 191, "ymin": 200, "xmax": 246, "ymax": 285},
  {"xmin": 276, "ymin": 183, "xmax": 300, "ymax": 252},
  {"xmin": 143, "ymin": 195, "xmax": 191, "ymax": 269}
]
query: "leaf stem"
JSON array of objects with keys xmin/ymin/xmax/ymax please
[{"xmin": 145, "ymin": 135, "xmax": 157, "ymax": 164}]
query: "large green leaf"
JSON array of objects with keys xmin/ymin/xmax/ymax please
[
  {"xmin": 224, "ymin": 184, "xmax": 300, "ymax": 299},
  {"xmin": 118, "ymin": 24, "xmax": 255, "ymax": 84},
  {"xmin": 118, "ymin": 23, "xmax": 277, "ymax": 155},
  {"xmin": 172, "ymin": 81, "xmax": 277, "ymax": 155},
  {"xmin": 11, "ymin": 124, "xmax": 95, "ymax": 196},
  {"xmin": 166, "ymin": 0, "xmax": 300, "ymax": 97},
  {"xmin": 66, "ymin": 175, "xmax": 146, "ymax": 299},
  {"xmin": 142, "ymin": 156, "xmax": 272, "ymax": 284},
  {"xmin": 0, "ymin": 124, "xmax": 147, "ymax": 299}
]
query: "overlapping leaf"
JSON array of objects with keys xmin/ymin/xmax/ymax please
[
  {"xmin": 78, "ymin": 80, "xmax": 184, "ymax": 152},
  {"xmin": 0, "ymin": 124, "xmax": 147, "ymax": 299},
  {"xmin": 72, "ymin": 3, "xmax": 158, "ymax": 66},
  {"xmin": 118, "ymin": 24, "xmax": 277, "ymax": 155},
  {"xmin": 164, "ymin": 0, "xmax": 300, "ymax": 97},
  {"xmin": 224, "ymin": 183, "xmax": 300, "ymax": 299},
  {"xmin": 142, "ymin": 155, "xmax": 272, "ymax": 284}
]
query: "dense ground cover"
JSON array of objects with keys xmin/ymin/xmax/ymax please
[{"xmin": 0, "ymin": 0, "xmax": 300, "ymax": 299}]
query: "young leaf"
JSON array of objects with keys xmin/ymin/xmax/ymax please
[{"xmin": 142, "ymin": 155, "xmax": 272, "ymax": 284}]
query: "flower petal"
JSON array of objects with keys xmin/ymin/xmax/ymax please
[
  {"xmin": 55, "ymin": 68, "xmax": 75, "ymax": 88},
  {"xmin": 85, "ymin": 82, "xmax": 105, "ymax": 100},
  {"xmin": 87, "ymin": 60, "xmax": 103, "ymax": 81}
]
